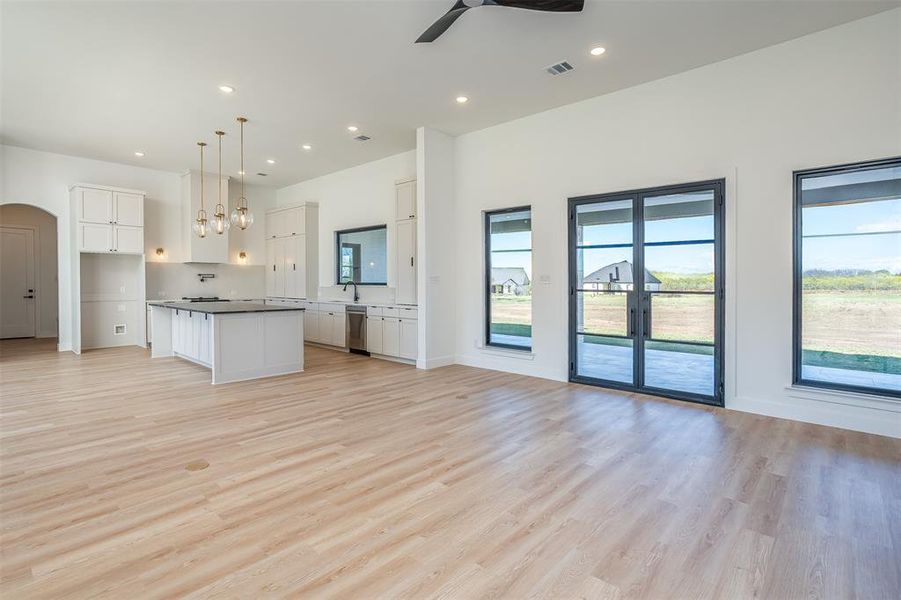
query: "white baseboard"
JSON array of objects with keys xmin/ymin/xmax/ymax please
[
  {"xmin": 418, "ymin": 355, "xmax": 455, "ymax": 370},
  {"xmin": 729, "ymin": 394, "xmax": 900, "ymax": 439},
  {"xmin": 454, "ymin": 352, "xmax": 567, "ymax": 383}
]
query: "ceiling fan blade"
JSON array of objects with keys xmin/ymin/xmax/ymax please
[
  {"xmin": 493, "ymin": 0, "xmax": 584, "ymax": 11},
  {"xmin": 415, "ymin": 2, "xmax": 471, "ymax": 43}
]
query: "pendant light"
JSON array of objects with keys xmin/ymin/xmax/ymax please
[
  {"xmin": 230, "ymin": 116, "xmax": 254, "ymax": 230},
  {"xmin": 212, "ymin": 130, "xmax": 229, "ymax": 235},
  {"xmin": 192, "ymin": 142, "xmax": 209, "ymax": 238}
]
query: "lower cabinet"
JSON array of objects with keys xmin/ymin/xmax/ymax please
[
  {"xmin": 367, "ymin": 314, "xmax": 417, "ymax": 361},
  {"xmin": 300, "ymin": 304, "xmax": 345, "ymax": 348},
  {"xmin": 303, "ymin": 309, "xmax": 319, "ymax": 343},
  {"xmin": 171, "ymin": 310, "xmax": 211, "ymax": 366}
]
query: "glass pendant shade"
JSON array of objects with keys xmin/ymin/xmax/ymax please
[
  {"xmin": 213, "ymin": 204, "xmax": 230, "ymax": 234},
  {"xmin": 230, "ymin": 203, "xmax": 254, "ymax": 230},
  {"xmin": 193, "ymin": 212, "xmax": 208, "ymax": 238}
]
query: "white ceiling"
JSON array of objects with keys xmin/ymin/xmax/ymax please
[{"xmin": 2, "ymin": 0, "xmax": 896, "ymax": 188}]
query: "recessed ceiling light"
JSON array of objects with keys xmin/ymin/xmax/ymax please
[
  {"xmin": 219, "ymin": 84, "xmax": 235, "ymax": 93},
  {"xmin": 266, "ymin": 159, "xmax": 276, "ymax": 164},
  {"xmin": 134, "ymin": 151, "xmax": 145, "ymax": 157},
  {"xmin": 456, "ymin": 96, "xmax": 469, "ymax": 104},
  {"xmin": 347, "ymin": 125, "xmax": 358, "ymax": 132},
  {"xmin": 302, "ymin": 144, "xmax": 312, "ymax": 150},
  {"xmin": 590, "ymin": 46, "xmax": 606, "ymax": 56}
]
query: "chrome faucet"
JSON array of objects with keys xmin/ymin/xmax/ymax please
[{"xmin": 343, "ymin": 280, "xmax": 359, "ymax": 302}]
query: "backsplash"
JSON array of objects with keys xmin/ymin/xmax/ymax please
[
  {"xmin": 146, "ymin": 262, "xmax": 266, "ymax": 300},
  {"xmin": 318, "ymin": 285, "xmax": 399, "ymax": 305}
]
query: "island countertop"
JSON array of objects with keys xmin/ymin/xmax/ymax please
[{"xmin": 148, "ymin": 301, "xmax": 305, "ymax": 315}]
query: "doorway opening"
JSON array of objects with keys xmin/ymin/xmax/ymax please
[
  {"xmin": 568, "ymin": 180, "xmax": 725, "ymax": 406},
  {"xmin": 0, "ymin": 204, "xmax": 58, "ymax": 340}
]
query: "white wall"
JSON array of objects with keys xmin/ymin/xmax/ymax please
[
  {"xmin": 416, "ymin": 127, "xmax": 456, "ymax": 369},
  {"xmin": 451, "ymin": 10, "xmax": 901, "ymax": 436},
  {"xmin": 276, "ymin": 150, "xmax": 415, "ymax": 303},
  {"xmin": 0, "ymin": 144, "xmax": 276, "ymax": 350},
  {"xmin": 0, "ymin": 203, "xmax": 58, "ymax": 337}
]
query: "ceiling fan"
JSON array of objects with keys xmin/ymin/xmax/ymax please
[{"xmin": 415, "ymin": 0, "xmax": 585, "ymax": 44}]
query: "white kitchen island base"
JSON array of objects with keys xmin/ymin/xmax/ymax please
[{"xmin": 150, "ymin": 303, "xmax": 304, "ymax": 384}]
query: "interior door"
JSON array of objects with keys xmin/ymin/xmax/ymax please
[
  {"xmin": 0, "ymin": 227, "xmax": 36, "ymax": 338},
  {"xmin": 569, "ymin": 180, "xmax": 724, "ymax": 406}
]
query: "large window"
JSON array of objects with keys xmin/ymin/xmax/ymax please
[
  {"xmin": 794, "ymin": 157, "xmax": 901, "ymax": 397},
  {"xmin": 335, "ymin": 225, "xmax": 387, "ymax": 285},
  {"xmin": 485, "ymin": 207, "xmax": 532, "ymax": 350}
]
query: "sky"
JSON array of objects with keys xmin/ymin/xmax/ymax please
[{"xmin": 491, "ymin": 196, "xmax": 901, "ymax": 278}]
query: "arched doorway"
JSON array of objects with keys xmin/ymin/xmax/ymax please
[{"xmin": 0, "ymin": 204, "xmax": 58, "ymax": 340}]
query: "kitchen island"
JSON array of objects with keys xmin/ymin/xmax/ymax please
[{"xmin": 149, "ymin": 301, "xmax": 305, "ymax": 384}]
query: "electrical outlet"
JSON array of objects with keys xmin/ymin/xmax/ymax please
[
  {"xmin": 119, "ymin": 286, "xmax": 126, "ymax": 293},
  {"xmin": 117, "ymin": 304, "xmax": 126, "ymax": 312}
]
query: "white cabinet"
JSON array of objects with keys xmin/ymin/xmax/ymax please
[
  {"xmin": 265, "ymin": 204, "xmax": 318, "ymax": 300},
  {"xmin": 79, "ymin": 223, "xmax": 113, "ymax": 253},
  {"xmin": 395, "ymin": 179, "xmax": 417, "ymax": 305},
  {"xmin": 74, "ymin": 186, "xmax": 145, "ymax": 254},
  {"xmin": 171, "ymin": 309, "xmax": 211, "ymax": 366},
  {"xmin": 399, "ymin": 317, "xmax": 418, "ymax": 360},
  {"xmin": 395, "ymin": 179, "xmax": 416, "ymax": 220},
  {"xmin": 395, "ymin": 219, "xmax": 416, "ymax": 305},
  {"xmin": 80, "ymin": 188, "xmax": 113, "ymax": 224},
  {"xmin": 303, "ymin": 308, "xmax": 319, "ymax": 343},
  {"xmin": 324, "ymin": 310, "xmax": 346, "ymax": 347},
  {"xmin": 367, "ymin": 316, "xmax": 383, "ymax": 354},
  {"xmin": 114, "ymin": 225, "xmax": 144, "ymax": 254},
  {"xmin": 114, "ymin": 192, "xmax": 144, "ymax": 227},
  {"xmin": 382, "ymin": 317, "xmax": 400, "ymax": 357}
]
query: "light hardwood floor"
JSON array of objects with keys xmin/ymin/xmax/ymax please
[{"xmin": 1, "ymin": 338, "xmax": 899, "ymax": 599}]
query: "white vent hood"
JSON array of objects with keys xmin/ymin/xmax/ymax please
[{"xmin": 180, "ymin": 170, "xmax": 229, "ymax": 263}]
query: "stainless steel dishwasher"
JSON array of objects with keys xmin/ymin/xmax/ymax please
[{"xmin": 345, "ymin": 305, "xmax": 367, "ymax": 355}]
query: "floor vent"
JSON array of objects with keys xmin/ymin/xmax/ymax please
[
  {"xmin": 114, "ymin": 324, "xmax": 126, "ymax": 335},
  {"xmin": 546, "ymin": 61, "xmax": 574, "ymax": 76},
  {"xmin": 354, "ymin": 135, "xmax": 371, "ymax": 142}
]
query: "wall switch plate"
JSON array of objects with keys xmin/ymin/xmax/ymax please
[
  {"xmin": 119, "ymin": 286, "xmax": 126, "ymax": 293},
  {"xmin": 539, "ymin": 275, "xmax": 551, "ymax": 285},
  {"xmin": 117, "ymin": 304, "xmax": 126, "ymax": 312}
]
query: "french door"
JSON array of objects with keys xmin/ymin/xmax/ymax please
[{"xmin": 568, "ymin": 180, "xmax": 725, "ymax": 406}]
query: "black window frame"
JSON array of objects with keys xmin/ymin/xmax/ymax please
[
  {"xmin": 567, "ymin": 179, "xmax": 726, "ymax": 408},
  {"xmin": 335, "ymin": 224, "xmax": 388, "ymax": 286},
  {"xmin": 485, "ymin": 205, "xmax": 533, "ymax": 352},
  {"xmin": 792, "ymin": 156, "xmax": 901, "ymax": 398}
]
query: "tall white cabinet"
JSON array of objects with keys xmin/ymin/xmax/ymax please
[
  {"xmin": 69, "ymin": 184, "xmax": 146, "ymax": 353},
  {"xmin": 265, "ymin": 204, "xmax": 318, "ymax": 299},
  {"xmin": 395, "ymin": 178, "xmax": 417, "ymax": 305}
]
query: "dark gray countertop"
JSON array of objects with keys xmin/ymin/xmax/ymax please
[{"xmin": 148, "ymin": 301, "xmax": 305, "ymax": 315}]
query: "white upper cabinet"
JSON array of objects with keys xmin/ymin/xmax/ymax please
[
  {"xmin": 72, "ymin": 185, "xmax": 145, "ymax": 254},
  {"xmin": 395, "ymin": 179, "xmax": 416, "ymax": 221},
  {"xmin": 114, "ymin": 192, "xmax": 144, "ymax": 227},
  {"xmin": 114, "ymin": 226, "xmax": 144, "ymax": 254},
  {"xmin": 80, "ymin": 188, "xmax": 113, "ymax": 224}
]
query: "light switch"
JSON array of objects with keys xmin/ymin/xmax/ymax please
[
  {"xmin": 539, "ymin": 275, "xmax": 551, "ymax": 285},
  {"xmin": 117, "ymin": 304, "xmax": 126, "ymax": 312}
]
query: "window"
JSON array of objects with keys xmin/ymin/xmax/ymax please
[
  {"xmin": 335, "ymin": 225, "xmax": 388, "ymax": 285},
  {"xmin": 485, "ymin": 207, "xmax": 532, "ymax": 350},
  {"xmin": 794, "ymin": 157, "xmax": 901, "ymax": 397}
]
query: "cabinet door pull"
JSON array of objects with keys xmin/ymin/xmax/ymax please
[
  {"xmin": 410, "ymin": 256, "xmax": 414, "ymax": 267},
  {"xmin": 293, "ymin": 263, "xmax": 296, "ymax": 271}
]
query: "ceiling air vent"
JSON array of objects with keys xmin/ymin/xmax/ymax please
[
  {"xmin": 354, "ymin": 135, "xmax": 371, "ymax": 142},
  {"xmin": 256, "ymin": 172, "xmax": 268, "ymax": 176},
  {"xmin": 546, "ymin": 61, "xmax": 574, "ymax": 76}
]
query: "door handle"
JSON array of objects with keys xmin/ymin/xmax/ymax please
[
  {"xmin": 642, "ymin": 309, "xmax": 649, "ymax": 338},
  {"xmin": 629, "ymin": 308, "xmax": 636, "ymax": 336},
  {"xmin": 23, "ymin": 295, "xmax": 34, "ymax": 299}
]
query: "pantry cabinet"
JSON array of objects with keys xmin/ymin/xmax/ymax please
[
  {"xmin": 265, "ymin": 204, "xmax": 318, "ymax": 299},
  {"xmin": 394, "ymin": 179, "xmax": 417, "ymax": 305}
]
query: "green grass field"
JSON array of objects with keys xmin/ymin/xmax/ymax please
[{"xmin": 490, "ymin": 284, "xmax": 901, "ymax": 375}]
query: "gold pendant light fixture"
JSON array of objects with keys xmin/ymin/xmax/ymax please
[
  {"xmin": 192, "ymin": 141, "xmax": 209, "ymax": 238},
  {"xmin": 212, "ymin": 130, "xmax": 229, "ymax": 235},
  {"xmin": 230, "ymin": 116, "xmax": 254, "ymax": 230}
]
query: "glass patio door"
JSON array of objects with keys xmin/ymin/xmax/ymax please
[{"xmin": 569, "ymin": 180, "xmax": 724, "ymax": 406}]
